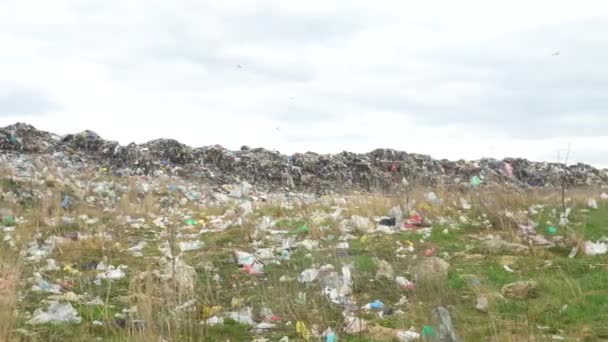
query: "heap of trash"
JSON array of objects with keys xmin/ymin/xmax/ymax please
[{"xmin": 2, "ymin": 123, "xmax": 606, "ymax": 193}]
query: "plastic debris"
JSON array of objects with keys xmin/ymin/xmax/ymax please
[
  {"xmin": 432, "ymin": 306, "xmax": 459, "ymax": 342},
  {"xmin": 178, "ymin": 240, "xmax": 203, "ymax": 252},
  {"xmin": 470, "ymin": 175, "xmax": 482, "ymax": 187},
  {"xmin": 296, "ymin": 321, "xmax": 311, "ymax": 341},
  {"xmin": 324, "ymin": 328, "xmax": 337, "ymax": 342},
  {"xmin": 32, "ymin": 274, "xmax": 62, "ymax": 294},
  {"xmin": 27, "ymin": 302, "xmax": 82, "ymax": 325},
  {"xmin": 2, "ymin": 215, "xmax": 15, "ymax": 226},
  {"xmin": 364, "ymin": 299, "xmax": 385, "ymax": 310},
  {"xmin": 587, "ymin": 198, "xmax": 598, "ymax": 209},
  {"xmin": 397, "ymin": 329, "xmax": 421, "ymax": 341},
  {"xmin": 396, "ymin": 276, "xmax": 416, "ymax": 290},
  {"xmin": 421, "ymin": 326, "xmax": 436, "ymax": 340},
  {"xmin": 584, "ymin": 241, "xmax": 608, "ymax": 256},
  {"xmin": 475, "ymin": 295, "xmax": 489, "ymax": 313},
  {"xmin": 404, "ymin": 214, "xmax": 424, "ymax": 229},
  {"xmin": 379, "ymin": 217, "xmax": 396, "ymax": 226},
  {"xmin": 228, "ymin": 307, "xmax": 254, "ymax": 325},
  {"xmin": 96, "ymin": 265, "xmax": 127, "ymax": 281},
  {"xmin": 61, "ymin": 195, "xmax": 72, "ymax": 209},
  {"xmin": 546, "ymin": 226, "xmax": 558, "ymax": 234},
  {"xmin": 298, "ymin": 268, "xmax": 319, "ymax": 283}
]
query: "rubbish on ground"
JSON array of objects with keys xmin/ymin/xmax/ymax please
[
  {"xmin": 396, "ymin": 328, "xmax": 421, "ymax": 341},
  {"xmin": 364, "ymin": 299, "xmax": 385, "ymax": 310},
  {"xmin": 379, "ymin": 217, "xmax": 396, "ymax": 226},
  {"xmin": 27, "ymin": 302, "xmax": 82, "ymax": 325},
  {"xmin": 61, "ymin": 195, "xmax": 72, "ymax": 209},
  {"xmin": 470, "ymin": 175, "xmax": 482, "ymax": 187},
  {"xmin": 179, "ymin": 240, "xmax": 203, "ymax": 252},
  {"xmin": 475, "ymin": 295, "xmax": 489, "ymax": 313},
  {"xmin": 433, "ymin": 306, "xmax": 459, "ymax": 342},
  {"xmin": 396, "ymin": 276, "xmax": 416, "ymax": 290},
  {"xmin": 2, "ymin": 215, "xmax": 15, "ymax": 226},
  {"xmin": 299, "ymin": 268, "xmax": 319, "ymax": 283},
  {"xmin": 421, "ymin": 325, "xmax": 436, "ymax": 340},
  {"xmin": 584, "ymin": 241, "xmax": 608, "ymax": 256},
  {"xmin": 404, "ymin": 214, "xmax": 424, "ymax": 229},
  {"xmin": 228, "ymin": 307, "xmax": 254, "ymax": 325},
  {"xmin": 588, "ymin": 198, "xmax": 598, "ymax": 209},
  {"xmin": 546, "ymin": 226, "xmax": 558, "ymax": 234},
  {"xmin": 296, "ymin": 321, "xmax": 311, "ymax": 341}
]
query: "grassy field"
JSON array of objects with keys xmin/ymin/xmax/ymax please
[{"xmin": 1, "ymin": 170, "xmax": 608, "ymax": 341}]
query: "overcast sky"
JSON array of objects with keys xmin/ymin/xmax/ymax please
[{"xmin": 1, "ymin": 1, "xmax": 608, "ymax": 166}]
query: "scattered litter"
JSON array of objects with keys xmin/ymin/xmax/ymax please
[
  {"xmin": 179, "ymin": 240, "xmax": 203, "ymax": 252},
  {"xmin": 228, "ymin": 307, "xmax": 254, "ymax": 325},
  {"xmin": 379, "ymin": 217, "xmax": 396, "ymax": 226},
  {"xmin": 363, "ymin": 299, "xmax": 385, "ymax": 311},
  {"xmin": 432, "ymin": 306, "xmax": 459, "ymax": 342},
  {"xmin": 396, "ymin": 328, "xmax": 421, "ymax": 341},
  {"xmin": 28, "ymin": 302, "xmax": 82, "ymax": 325},
  {"xmin": 584, "ymin": 241, "xmax": 608, "ymax": 256}
]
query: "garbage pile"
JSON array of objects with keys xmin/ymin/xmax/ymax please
[{"xmin": 2, "ymin": 123, "xmax": 606, "ymax": 193}]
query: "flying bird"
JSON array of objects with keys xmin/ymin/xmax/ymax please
[
  {"xmin": 552, "ymin": 51, "xmax": 560, "ymax": 56},
  {"xmin": 237, "ymin": 64, "xmax": 243, "ymax": 69}
]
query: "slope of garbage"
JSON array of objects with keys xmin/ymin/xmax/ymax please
[
  {"xmin": 1, "ymin": 123, "xmax": 606, "ymax": 193},
  {"xmin": 1, "ymin": 122, "xmax": 608, "ymax": 341}
]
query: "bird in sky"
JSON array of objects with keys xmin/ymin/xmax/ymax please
[{"xmin": 552, "ymin": 51, "xmax": 560, "ymax": 56}]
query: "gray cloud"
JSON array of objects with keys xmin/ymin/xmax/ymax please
[{"xmin": 0, "ymin": 86, "xmax": 58, "ymax": 116}]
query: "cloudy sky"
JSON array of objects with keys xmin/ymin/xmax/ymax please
[{"xmin": 1, "ymin": 1, "xmax": 608, "ymax": 166}]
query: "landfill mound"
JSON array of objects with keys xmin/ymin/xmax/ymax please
[{"xmin": 1, "ymin": 122, "xmax": 606, "ymax": 192}]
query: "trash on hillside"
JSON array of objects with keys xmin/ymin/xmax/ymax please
[
  {"xmin": 404, "ymin": 214, "xmax": 424, "ymax": 229},
  {"xmin": 179, "ymin": 240, "xmax": 203, "ymax": 252},
  {"xmin": 396, "ymin": 328, "xmax": 421, "ymax": 341},
  {"xmin": 379, "ymin": 217, "xmax": 396, "ymax": 226},
  {"xmin": 32, "ymin": 274, "xmax": 62, "ymax": 294},
  {"xmin": 396, "ymin": 276, "xmax": 416, "ymax": 290},
  {"xmin": 61, "ymin": 195, "xmax": 72, "ymax": 209},
  {"xmin": 228, "ymin": 307, "xmax": 254, "ymax": 325},
  {"xmin": 587, "ymin": 198, "xmax": 598, "ymax": 209},
  {"xmin": 2, "ymin": 215, "xmax": 15, "ymax": 226},
  {"xmin": 546, "ymin": 226, "xmax": 558, "ymax": 234},
  {"xmin": 234, "ymin": 251, "xmax": 265, "ymax": 275},
  {"xmin": 296, "ymin": 321, "xmax": 311, "ymax": 341},
  {"xmin": 432, "ymin": 306, "xmax": 459, "ymax": 341},
  {"xmin": 27, "ymin": 302, "xmax": 82, "ymax": 325},
  {"xmin": 299, "ymin": 268, "xmax": 319, "ymax": 283},
  {"xmin": 470, "ymin": 175, "xmax": 482, "ymax": 187},
  {"xmin": 363, "ymin": 299, "xmax": 385, "ymax": 311},
  {"xmin": 584, "ymin": 241, "xmax": 608, "ymax": 256},
  {"xmin": 324, "ymin": 328, "xmax": 337, "ymax": 342}
]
